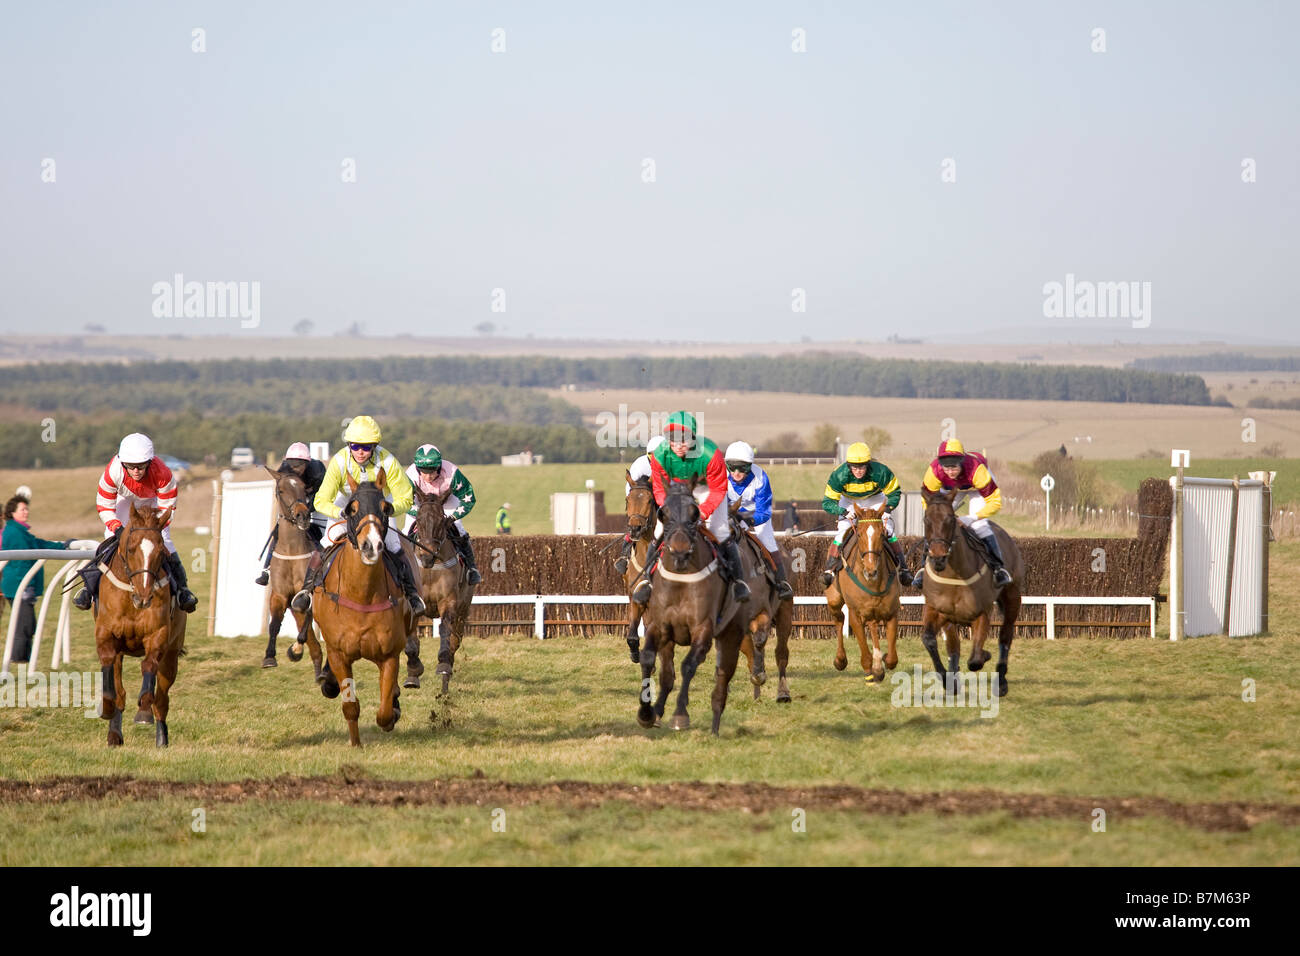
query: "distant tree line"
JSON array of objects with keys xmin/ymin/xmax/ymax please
[
  {"xmin": 1246, "ymin": 396, "xmax": 1300, "ymax": 410},
  {"xmin": 1129, "ymin": 353, "xmax": 1300, "ymax": 372},
  {"xmin": 5, "ymin": 354, "xmax": 1212, "ymax": 405},
  {"xmin": 1, "ymin": 414, "xmax": 618, "ymax": 469},
  {"xmin": 0, "ymin": 381, "xmax": 582, "ymax": 426}
]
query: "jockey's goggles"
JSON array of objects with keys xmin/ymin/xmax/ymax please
[
  {"xmin": 123, "ymin": 461, "xmax": 149, "ymax": 470},
  {"xmin": 725, "ymin": 461, "xmax": 751, "ymax": 474},
  {"xmin": 416, "ymin": 466, "xmax": 438, "ymax": 475},
  {"xmin": 939, "ymin": 456, "xmax": 963, "ymax": 467},
  {"xmin": 349, "ymin": 443, "xmax": 376, "ymax": 452}
]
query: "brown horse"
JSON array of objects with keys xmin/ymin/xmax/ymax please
[
  {"xmin": 731, "ymin": 511, "xmax": 795, "ymax": 703},
  {"xmin": 918, "ymin": 488, "xmax": 1024, "ymax": 696},
  {"xmin": 261, "ymin": 467, "xmax": 324, "ymax": 680},
  {"xmin": 636, "ymin": 481, "xmax": 753, "ymax": 735},
  {"xmin": 311, "ymin": 470, "xmax": 415, "ymax": 746},
  {"xmin": 618, "ymin": 473, "xmax": 656, "ymax": 663},
  {"xmin": 400, "ymin": 485, "xmax": 476, "ymax": 694},
  {"xmin": 94, "ymin": 504, "xmax": 187, "ymax": 747},
  {"xmin": 824, "ymin": 504, "xmax": 901, "ymax": 684}
]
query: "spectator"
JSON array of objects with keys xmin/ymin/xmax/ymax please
[
  {"xmin": 785, "ymin": 498, "xmax": 800, "ymax": 535},
  {"xmin": 1, "ymin": 494, "xmax": 69, "ymax": 664},
  {"xmin": 495, "ymin": 502, "xmax": 512, "ymax": 535}
]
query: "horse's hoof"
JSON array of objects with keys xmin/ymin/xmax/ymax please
[
  {"xmin": 629, "ymin": 648, "xmax": 640, "ymax": 664},
  {"xmin": 134, "ymin": 708, "xmax": 154, "ymax": 725},
  {"xmin": 997, "ymin": 675, "xmax": 1008, "ymax": 697},
  {"xmin": 636, "ymin": 705, "xmax": 656, "ymax": 729},
  {"xmin": 320, "ymin": 678, "xmax": 340, "ymax": 700},
  {"xmin": 403, "ymin": 674, "xmax": 421, "ymax": 689},
  {"xmin": 669, "ymin": 714, "xmax": 689, "ymax": 731},
  {"xmin": 776, "ymin": 692, "xmax": 792, "ymax": 704},
  {"xmin": 155, "ymin": 722, "xmax": 168, "ymax": 747},
  {"xmin": 262, "ymin": 656, "xmax": 278, "ymax": 668},
  {"xmin": 833, "ymin": 656, "xmax": 848, "ymax": 672},
  {"xmin": 407, "ymin": 659, "xmax": 425, "ymax": 679},
  {"xmin": 107, "ymin": 731, "xmax": 123, "ymax": 747},
  {"xmin": 287, "ymin": 644, "xmax": 303, "ymax": 662}
]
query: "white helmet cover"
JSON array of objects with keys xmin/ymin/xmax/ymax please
[
  {"xmin": 724, "ymin": 441, "xmax": 754, "ymax": 464},
  {"xmin": 118, "ymin": 433, "xmax": 155, "ymax": 465},
  {"xmin": 646, "ymin": 436, "xmax": 666, "ymax": 455},
  {"xmin": 285, "ymin": 442, "xmax": 310, "ymax": 459}
]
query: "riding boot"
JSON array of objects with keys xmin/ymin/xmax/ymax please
[
  {"xmin": 613, "ymin": 534, "xmax": 634, "ymax": 575},
  {"xmin": 255, "ymin": 527, "xmax": 277, "ymax": 585},
  {"xmin": 981, "ymin": 531, "xmax": 1013, "ymax": 586},
  {"xmin": 453, "ymin": 532, "xmax": 482, "ymax": 586},
  {"xmin": 164, "ymin": 551, "xmax": 199, "ymax": 613},
  {"xmin": 74, "ymin": 534, "xmax": 119, "ymax": 611},
  {"xmin": 385, "ymin": 549, "xmax": 428, "ymax": 617},
  {"xmin": 886, "ymin": 536, "xmax": 913, "ymax": 587},
  {"xmin": 630, "ymin": 538, "xmax": 662, "ymax": 604},
  {"xmin": 822, "ymin": 542, "xmax": 844, "ymax": 587},
  {"xmin": 771, "ymin": 552, "xmax": 795, "ymax": 600},
  {"xmin": 720, "ymin": 538, "xmax": 752, "ymax": 603},
  {"xmin": 290, "ymin": 550, "xmax": 323, "ymax": 613}
]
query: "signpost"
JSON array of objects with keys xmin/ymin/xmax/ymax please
[{"xmin": 1041, "ymin": 473, "xmax": 1055, "ymax": 531}]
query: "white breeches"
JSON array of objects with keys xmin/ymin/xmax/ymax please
[
  {"xmin": 748, "ymin": 519, "xmax": 778, "ymax": 551},
  {"xmin": 835, "ymin": 493, "xmax": 895, "ymax": 542},
  {"xmin": 106, "ymin": 499, "xmax": 176, "ymax": 554},
  {"xmin": 958, "ymin": 514, "xmax": 993, "ymax": 537},
  {"xmin": 326, "ymin": 519, "xmax": 403, "ymax": 552}
]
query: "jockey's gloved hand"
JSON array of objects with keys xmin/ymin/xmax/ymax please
[{"xmin": 837, "ymin": 508, "xmax": 850, "ymax": 518}]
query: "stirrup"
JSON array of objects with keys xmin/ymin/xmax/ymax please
[
  {"xmin": 992, "ymin": 566, "xmax": 1012, "ymax": 586},
  {"xmin": 776, "ymin": 580, "xmax": 794, "ymax": 600},
  {"xmin": 254, "ymin": 570, "xmax": 269, "ymax": 586},
  {"xmin": 631, "ymin": 578, "xmax": 653, "ymax": 604},
  {"xmin": 73, "ymin": 587, "xmax": 93, "ymax": 611}
]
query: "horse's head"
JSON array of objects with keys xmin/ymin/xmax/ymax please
[
  {"xmin": 345, "ymin": 469, "xmax": 391, "ymax": 565},
  {"xmin": 122, "ymin": 503, "xmax": 171, "ymax": 608},
  {"xmin": 659, "ymin": 479, "xmax": 700, "ymax": 572},
  {"xmin": 268, "ymin": 466, "xmax": 312, "ymax": 532},
  {"xmin": 625, "ymin": 472, "xmax": 655, "ymax": 540},
  {"xmin": 921, "ymin": 487, "xmax": 958, "ymax": 571},
  {"xmin": 853, "ymin": 503, "xmax": 886, "ymax": 576},
  {"xmin": 411, "ymin": 484, "xmax": 454, "ymax": 569}
]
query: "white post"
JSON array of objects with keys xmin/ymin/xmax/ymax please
[
  {"xmin": 2, "ymin": 560, "xmax": 46, "ymax": 677},
  {"xmin": 1045, "ymin": 599, "xmax": 1055, "ymax": 640},
  {"xmin": 30, "ymin": 559, "xmax": 77, "ymax": 668},
  {"xmin": 534, "ymin": 597, "xmax": 545, "ymax": 640},
  {"xmin": 1041, "ymin": 474, "xmax": 1055, "ymax": 532}
]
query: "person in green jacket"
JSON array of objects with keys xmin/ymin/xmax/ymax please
[
  {"xmin": 495, "ymin": 503, "xmax": 512, "ymax": 535},
  {"xmin": 821, "ymin": 441, "xmax": 912, "ymax": 587},
  {"xmin": 1, "ymin": 494, "xmax": 69, "ymax": 664}
]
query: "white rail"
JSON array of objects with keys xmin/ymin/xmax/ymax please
[{"xmin": 0, "ymin": 547, "xmax": 97, "ymax": 677}]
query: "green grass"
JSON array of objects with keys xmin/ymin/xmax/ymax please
[{"xmin": 1092, "ymin": 457, "xmax": 1296, "ymax": 503}]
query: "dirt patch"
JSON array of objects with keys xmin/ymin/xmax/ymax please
[{"xmin": 1, "ymin": 775, "xmax": 1296, "ymax": 832}]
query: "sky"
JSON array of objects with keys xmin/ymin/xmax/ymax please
[{"xmin": 2, "ymin": 1, "xmax": 1297, "ymax": 345}]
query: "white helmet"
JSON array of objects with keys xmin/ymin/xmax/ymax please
[
  {"xmin": 646, "ymin": 436, "xmax": 666, "ymax": 455},
  {"xmin": 724, "ymin": 441, "xmax": 754, "ymax": 464},
  {"xmin": 118, "ymin": 433, "xmax": 155, "ymax": 465},
  {"xmin": 285, "ymin": 442, "xmax": 310, "ymax": 460}
]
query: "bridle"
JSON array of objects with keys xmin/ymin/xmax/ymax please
[
  {"xmin": 408, "ymin": 499, "xmax": 453, "ymax": 567},
  {"xmin": 274, "ymin": 474, "xmax": 312, "ymax": 531},
  {"xmin": 660, "ymin": 486, "xmax": 701, "ymax": 572},
  {"xmin": 626, "ymin": 480, "xmax": 655, "ymax": 541}
]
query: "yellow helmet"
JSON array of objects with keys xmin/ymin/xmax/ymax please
[
  {"xmin": 846, "ymin": 442, "xmax": 872, "ymax": 464},
  {"xmin": 343, "ymin": 415, "xmax": 382, "ymax": 444},
  {"xmin": 936, "ymin": 438, "xmax": 965, "ymax": 459}
]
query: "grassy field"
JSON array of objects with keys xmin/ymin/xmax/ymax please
[{"xmin": 0, "ymin": 528, "xmax": 1297, "ymax": 865}]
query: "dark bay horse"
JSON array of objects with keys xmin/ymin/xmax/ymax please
[
  {"xmin": 94, "ymin": 504, "xmax": 187, "ymax": 747},
  {"xmin": 636, "ymin": 480, "xmax": 753, "ymax": 735},
  {"xmin": 618, "ymin": 472, "xmax": 656, "ymax": 663},
  {"xmin": 401, "ymin": 485, "xmax": 476, "ymax": 694},
  {"xmin": 731, "ymin": 508, "xmax": 794, "ymax": 703},
  {"xmin": 311, "ymin": 470, "xmax": 415, "ymax": 746},
  {"xmin": 919, "ymin": 488, "xmax": 1024, "ymax": 696},
  {"xmin": 825, "ymin": 503, "xmax": 900, "ymax": 684},
  {"xmin": 261, "ymin": 467, "xmax": 324, "ymax": 680}
]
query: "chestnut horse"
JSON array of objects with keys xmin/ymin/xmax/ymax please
[
  {"xmin": 400, "ymin": 485, "xmax": 476, "ymax": 694},
  {"xmin": 824, "ymin": 504, "xmax": 900, "ymax": 684},
  {"xmin": 732, "ymin": 508, "xmax": 795, "ymax": 703},
  {"xmin": 636, "ymin": 481, "xmax": 753, "ymax": 735},
  {"xmin": 261, "ymin": 467, "xmax": 324, "ymax": 680},
  {"xmin": 918, "ymin": 488, "xmax": 1024, "ymax": 696},
  {"xmin": 618, "ymin": 473, "xmax": 656, "ymax": 663},
  {"xmin": 311, "ymin": 470, "xmax": 415, "ymax": 746},
  {"xmin": 94, "ymin": 504, "xmax": 187, "ymax": 747}
]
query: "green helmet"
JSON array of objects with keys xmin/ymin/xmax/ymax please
[
  {"xmin": 414, "ymin": 443, "xmax": 442, "ymax": 470},
  {"xmin": 663, "ymin": 410, "xmax": 698, "ymax": 441}
]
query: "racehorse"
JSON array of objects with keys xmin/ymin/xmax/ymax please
[
  {"xmin": 618, "ymin": 472, "xmax": 656, "ymax": 663},
  {"xmin": 824, "ymin": 503, "xmax": 900, "ymax": 684},
  {"xmin": 636, "ymin": 480, "xmax": 753, "ymax": 735},
  {"xmin": 400, "ymin": 485, "xmax": 476, "ymax": 694},
  {"xmin": 311, "ymin": 470, "xmax": 415, "ymax": 746},
  {"xmin": 94, "ymin": 504, "xmax": 187, "ymax": 747},
  {"xmin": 261, "ymin": 466, "xmax": 324, "ymax": 680},
  {"xmin": 730, "ymin": 505, "xmax": 795, "ymax": 703},
  {"xmin": 918, "ymin": 487, "xmax": 1024, "ymax": 696}
]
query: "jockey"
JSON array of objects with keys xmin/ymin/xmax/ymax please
[
  {"xmin": 922, "ymin": 438, "xmax": 1011, "ymax": 586},
  {"xmin": 723, "ymin": 441, "xmax": 794, "ymax": 600},
  {"xmin": 613, "ymin": 435, "xmax": 665, "ymax": 574},
  {"xmin": 289, "ymin": 416, "xmax": 426, "ymax": 616},
  {"xmin": 254, "ymin": 442, "xmax": 327, "ymax": 586},
  {"xmin": 821, "ymin": 441, "xmax": 912, "ymax": 587},
  {"xmin": 73, "ymin": 432, "xmax": 198, "ymax": 613},
  {"xmin": 403, "ymin": 443, "xmax": 482, "ymax": 586},
  {"xmin": 631, "ymin": 411, "xmax": 750, "ymax": 604}
]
